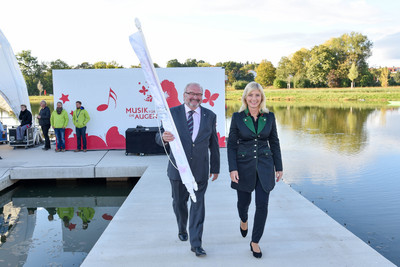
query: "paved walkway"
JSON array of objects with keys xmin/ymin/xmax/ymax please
[
  {"xmin": 79, "ymin": 149, "xmax": 394, "ymax": 267},
  {"xmin": 0, "ymin": 145, "xmax": 395, "ymax": 266}
]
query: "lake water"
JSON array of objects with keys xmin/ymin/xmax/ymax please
[
  {"xmin": 2, "ymin": 101, "xmax": 399, "ymax": 265},
  {"xmin": 0, "ymin": 178, "xmax": 138, "ymax": 266},
  {"xmin": 226, "ymin": 102, "xmax": 400, "ymax": 266}
]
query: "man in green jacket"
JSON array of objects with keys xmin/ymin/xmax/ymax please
[
  {"xmin": 72, "ymin": 101, "xmax": 90, "ymax": 152},
  {"xmin": 77, "ymin": 207, "xmax": 95, "ymax": 230},
  {"xmin": 50, "ymin": 101, "xmax": 69, "ymax": 152}
]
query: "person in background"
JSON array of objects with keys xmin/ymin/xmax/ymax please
[
  {"xmin": 37, "ymin": 100, "xmax": 51, "ymax": 150},
  {"xmin": 50, "ymin": 101, "xmax": 69, "ymax": 152},
  {"xmin": 77, "ymin": 207, "xmax": 95, "ymax": 230},
  {"xmin": 57, "ymin": 207, "xmax": 74, "ymax": 229},
  {"xmin": 0, "ymin": 207, "xmax": 11, "ymax": 243},
  {"xmin": 227, "ymin": 82, "xmax": 283, "ymax": 259},
  {"xmin": 73, "ymin": 101, "xmax": 90, "ymax": 152},
  {"xmin": 45, "ymin": 208, "xmax": 57, "ymax": 221},
  {"xmin": 0, "ymin": 121, "xmax": 5, "ymax": 160},
  {"xmin": 16, "ymin": 104, "xmax": 32, "ymax": 141}
]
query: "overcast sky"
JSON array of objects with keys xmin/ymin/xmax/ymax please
[{"xmin": 1, "ymin": 0, "xmax": 399, "ymax": 68}]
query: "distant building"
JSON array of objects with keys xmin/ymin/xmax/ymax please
[
  {"xmin": 388, "ymin": 67, "xmax": 400, "ymax": 73},
  {"xmin": 248, "ymin": 70, "xmax": 257, "ymax": 78}
]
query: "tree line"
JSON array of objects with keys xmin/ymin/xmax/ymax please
[{"xmin": 16, "ymin": 32, "xmax": 399, "ymax": 95}]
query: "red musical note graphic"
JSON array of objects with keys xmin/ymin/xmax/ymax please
[{"xmin": 97, "ymin": 88, "xmax": 117, "ymax": 112}]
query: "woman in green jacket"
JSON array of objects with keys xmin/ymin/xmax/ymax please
[{"xmin": 50, "ymin": 101, "xmax": 69, "ymax": 152}]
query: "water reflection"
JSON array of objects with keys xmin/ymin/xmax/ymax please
[
  {"xmin": 0, "ymin": 178, "xmax": 138, "ymax": 266},
  {"xmin": 227, "ymin": 102, "xmax": 396, "ymax": 155}
]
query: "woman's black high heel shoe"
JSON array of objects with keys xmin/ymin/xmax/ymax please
[
  {"xmin": 250, "ymin": 242, "xmax": 262, "ymax": 258},
  {"xmin": 240, "ymin": 221, "xmax": 248, "ymax": 237}
]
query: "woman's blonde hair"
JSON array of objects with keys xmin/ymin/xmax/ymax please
[{"xmin": 239, "ymin": 82, "xmax": 269, "ymax": 113}]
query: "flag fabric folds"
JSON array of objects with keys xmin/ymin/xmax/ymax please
[{"xmin": 129, "ymin": 19, "xmax": 198, "ymax": 202}]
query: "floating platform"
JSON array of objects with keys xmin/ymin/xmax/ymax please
[{"xmin": 0, "ymin": 145, "xmax": 395, "ymax": 266}]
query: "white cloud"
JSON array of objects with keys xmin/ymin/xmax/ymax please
[{"xmin": 0, "ymin": 0, "xmax": 398, "ymax": 67}]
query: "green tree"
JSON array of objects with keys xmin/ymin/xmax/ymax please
[
  {"xmin": 184, "ymin": 58, "xmax": 198, "ymax": 67},
  {"xmin": 392, "ymin": 72, "xmax": 400, "ymax": 85},
  {"xmin": 255, "ymin": 60, "xmax": 276, "ymax": 87},
  {"xmin": 50, "ymin": 59, "xmax": 71, "ymax": 70},
  {"xmin": 16, "ymin": 50, "xmax": 48, "ymax": 95},
  {"xmin": 348, "ymin": 63, "xmax": 359, "ymax": 88},
  {"xmin": 106, "ymin": 61, "xmax": 123, "ymax": 68},
  {"xmin": 275, "ymin": 56, "xmax": 293, "ymax": 81},
  {"xmin": 198, "ymin": 62, "xmax": 211, "ymax": 67},
  {"xmin": 216, "ymin": 61, "xmax": 245, "ymax": 85},
  {"xmin": 290, "ymin": 48, "xmax": 310, "ymax": 76},
  {"xmin": 380, "ymin": 67, "xmax": 389, "ymax": 87},
  {"xmin": 359, "ymin": 72, "xmax": 374, "ymax": 87},
  {"xmin": 93, "ymin": 61, "xmax": 107, "ymax": 69},
  {"xmin": 327, "ymin": 69, "xmax": 341, "ymax": 88},
  {"xmin": 306, "ymin": 45, "xmax": 338, "ymax": 87},
  {"xmin": 325, "ymin": 32, "xmax": 372, "ymax": 85},
  {"xmin": 130, "ymin": 63, "xmax": 159, "ymax": 68},
  {"xmin": 74, "ymin": 62, "xmax": 94, "ymax": 69},
  {"xmin": 40, "ymin": 59, "xmax": 71, "ymax": 95},
  {"xmin": 166, "ymin": 59, "xmax": 183, "ymax": 67}
]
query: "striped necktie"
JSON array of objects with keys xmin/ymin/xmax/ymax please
[{"xmin": 187, "ymin": 110, "xmax": 194, "ymax": 137}]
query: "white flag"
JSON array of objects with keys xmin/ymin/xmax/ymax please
[{"xmin": 129, "ymin": 19, "xmax": 198, "ymax": 202}]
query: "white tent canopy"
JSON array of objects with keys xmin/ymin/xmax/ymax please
[{"xmin": 0, "ymin": 29, "xmax": 31, "ymax": 117}]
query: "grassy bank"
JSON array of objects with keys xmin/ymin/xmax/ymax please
[
  {"xmin": 29, "ymin": 87, "xmax": 400, "ymax": 106},
  {"xmin": 29, "ymin": 95, "xmax": 54, "ymax": 104},
  {"xmin": 226, "ymin": 86, "xmax": 400, "ymax": 103}
]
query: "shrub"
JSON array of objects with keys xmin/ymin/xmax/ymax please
[
  {"xmin": 294, "ymin": 78, "xmax": 311, "ymax": 88},
  {"xmin": 359, "ymin": 73, "xmax": 374, "ymax": 87},
  {"xmin": 388, "ymin": 78, "xmax": 397, "ymax": 86},
  {"xmin": 232, "ymin": 80, "xmax": 248, "ymax": 90},
  {"xmin": 340, "ymin": 79, "xmax": 351, "ymax": 88},
  {"xmin": 273, "ymin": 79, "xmax": 287, "ymax": 89}
]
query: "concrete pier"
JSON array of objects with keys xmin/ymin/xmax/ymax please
[
  {"xmin": 0, "ymin": 145, "xmax": 148, "ymax": 190},
  {"xmin": 0, "ymin": 145, "xmax": 395, "ymax": 266}
]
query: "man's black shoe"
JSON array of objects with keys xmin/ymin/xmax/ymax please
[
  {"xmin": 42, "ymin": 147, "xmax": 50, "ymax": 151},
  {"xmin": 178, "ymin": 232, "xmax": 188, "ymax": 241},
  {"xmin": 191, "ymin": 247, "xmax": 206, "ymax": 257}
]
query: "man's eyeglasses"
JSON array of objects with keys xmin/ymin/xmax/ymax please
[{"xmin": 185, "ymin": 92, "xmax": 203, "ymax": 97}]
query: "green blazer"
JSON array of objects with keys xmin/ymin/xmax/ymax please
[{"xmin": 227, "ymin": 110, "xmax": 283, "ymax": 193}]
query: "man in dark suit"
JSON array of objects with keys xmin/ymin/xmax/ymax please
[{"xmin": 156, "ymin": 82, "xmax": 220, "ymax": 257}]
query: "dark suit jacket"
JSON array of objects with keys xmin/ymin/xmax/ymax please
[
  {"xmin": 227, "ymin": 110, "xmax": 283, "ymax": 193},
  {"xmin": 156, "ymin": 104, "xmax": 220, "ymax": 183}
]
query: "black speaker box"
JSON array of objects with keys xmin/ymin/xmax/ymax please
[{"xmin": 125, "ymin": 126, "xmax": 169, "ymax": 155}]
